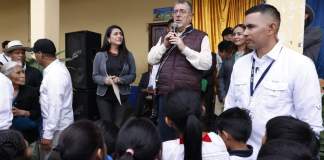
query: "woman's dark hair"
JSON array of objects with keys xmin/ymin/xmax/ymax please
[
  {"xmin": 95, "ymin": 120, "xmax": 119, "ymax": 155},
  {"xmin": 0, "ymin": 130, "xmax": 27, "ymax": 160},
  {"xmin": 56, "ymin": 120, "xmax": 105, "ymax": 160},
  {"xmin": 115, "ymin": 117, "xmax": 161, "ymax": 160},
  {"xmin": 100, "ymin": 25, "xmax": 129, "ymax": 59},
  {"xmin": 257, "ymin": 139, "xmax": 312, "ymax": 160},
  {"xmin": 265, "ymin": 116, "xmax": 319, "ymax": 158},
  {"xmin": 165, "ymin": 89, "xmax": 202, "ymax": 160}
]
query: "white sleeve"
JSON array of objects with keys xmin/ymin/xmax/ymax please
[
  {"xmin": 0, "ymin": 77, "xmax": 13, "ymax": 130},
  {"xmin": 148, "ymin": 37, "xmax": 167, "ymax": 65},
  {"xmin": 224, "ymin": 63, "xmax": 237, "ymax": 110},
  {"xmin": 293, "ymin": 59, "xmax": 323, "ymax": 136},
  {"xmin": 42, "ymin": 75, "xmax": 65, "ymax": 140},
  {"xmin": 181, "ymin": 36, "xmax": 212, "ymax": 70}
]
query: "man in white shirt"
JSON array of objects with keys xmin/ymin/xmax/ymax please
[
  {"xmin": 148, "ymin": 0, "xmax": 212, "ymax": 141},
  {"xmin": 224, "ymin": 4, "xmax": 323, "ymax": 159},
  {"xmin": 32, "ymin": 39, "xmax": 74, "ymax": 159},
  {"xmin": 0, "ymin": 72, "xmax": 13, "ymax": 130}
]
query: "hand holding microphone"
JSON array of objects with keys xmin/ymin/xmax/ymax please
[{"xmin": 164, "ymin": 23, "xmax": 185, "ymax": 51}]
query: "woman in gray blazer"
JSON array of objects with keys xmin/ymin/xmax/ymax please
[{"xmin": 93, "ymin": 25, "xmax": 136, "ymax": 127}]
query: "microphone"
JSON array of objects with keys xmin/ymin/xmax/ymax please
[{"xmin": 171, "ymin": 23, "xmax": 178, "ymax": 33}]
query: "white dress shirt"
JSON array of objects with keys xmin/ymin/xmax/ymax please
[
  {"xmin": 147, "ymin": 32, "xmax": 212, "ymax": 71},
  {"xmin": 40, "ymin": 59, "xmax": 74, "ymax": 140},
  {"xmin": 225, "ymin": 42, "xmax": 323, "ymax": 159},
  {"xmin": 0, "ymin": 73, "xmax": 13, "ymax": 130},
  {"xmin": 0, "ymin": 52, "xmax": 11, "ymax": 65},
  {"xmin": 148, "ymin": 64, "xmax": 160, "ymax": 89}
]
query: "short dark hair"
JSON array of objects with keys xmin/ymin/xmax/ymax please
[
  {"xmin": 32, "ymin": 38, "xmax": 57, "ymax": 57},
  {"xmin": 258, "ymin": 139, "xmax": 312, "ymax": 160},
  {"xmin": 221, "ymin": 27, "xmax": 233, "ymax": 37},
  {"xmin": 175, "ymin": 0, "xmax": 192, "ymax": 13},
  {"xmin": 95, "ymin": 120, "xmax": 119, "ymax": 155},
  {"xmin": 115, "ymin": 117, "xmax": 161, "ymax": 160},
  {"xmin": 245, "ymin": 4, "xmax": 281, "ymax": 26},
  {"xmin": 1, "ymin": 40, "xmax": 10, "ymax": 49},
  {"xmin": 56, "ymin": 120, "xmax": 105, "ymax": 160},
  {"xmin": 217, "ymin": 107, "xmax": 252, "ymax": 142},
  {"xmin": 0, "ymin": 130, "xmax": 27, "ymax": 160},
  {"xmin": 265, "ymin": 116, "xmax": 319, "ymax": 157},
  {"xmin": 218, "ymin": 40, "xmax": 237, "ymax": 55}
]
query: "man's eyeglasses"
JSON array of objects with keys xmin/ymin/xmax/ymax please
[{"xmin": 172, "ymin": 9, "xmax": 188, "ymax": 15}]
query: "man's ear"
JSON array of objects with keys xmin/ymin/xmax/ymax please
[
  {"xmin": 267, "ymin": 22, "xmax": 278, "ymax": 35},
  {"xmin": 220, "ymin": 130, "xmax": 231, "ymax": 140},
  {"xmin": 96, "ymin": 148, "xmax": 104, "ymax": 160},
  {"xmin": 165, "ymin": 116, "xmax": 174, "ymax": 128}
]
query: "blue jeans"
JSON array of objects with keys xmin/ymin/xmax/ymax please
[{"xmin": 157, "ymin": 95, "xmax": 177, "ymax": 142}]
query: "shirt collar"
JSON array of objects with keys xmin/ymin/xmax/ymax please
[
  {"xmin": 43, "ymin": 59, "xmax": 59, "ymax": 75},
  {"xmin": 228, "ymin": 144, "xmax": 253, "ymax": 157},
  {"xmin": 252, "ymin": 41, "xmax": 283, "ymax": 61}
]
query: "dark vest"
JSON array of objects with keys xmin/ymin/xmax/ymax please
[{"xmin": 157, "ymin": 26, "xmax": 207, "ymax": 95}]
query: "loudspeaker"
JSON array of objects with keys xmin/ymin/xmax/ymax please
[
  {"xmin": 73, "ymin": 89, "xmax": 99, "ymax": 120},
  {"xmin": 65, "ymin": 31, "xmax": 101, "ymax": 89}
]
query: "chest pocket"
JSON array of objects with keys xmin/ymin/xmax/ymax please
[
  {"xmin": 262, "ymin": 81, "xmax": 288, "ymax": 108},
  {"xmin": 233, "ymin": 80, "xmax": 249, "ymax": 106}
]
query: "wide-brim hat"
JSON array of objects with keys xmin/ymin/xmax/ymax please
[{"xmin": 4, "ymin": 40, "xmax": 32, "ymax": 53}]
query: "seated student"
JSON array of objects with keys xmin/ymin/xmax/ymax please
[
  {"xmin": 0, "ymin": 129, "xmax": 29, "ymax": 160},
  {"xmin": 95, "ymin": 120, "xmax": 119, "ymax": 160},
  {"xmin": 114, "ymin": 117, "xmax": 161, "ymax": 160},
  {"xmin": 162, "ymin": 89, "xmax": 229, "ymax": 160},
  {"xmin": 54, "ymin": 120, "xmax": 106, "ymax": 160},
  {"xmin": 263, "ymin": 116, "xmax": 319, "ymax": 159},
  {"xmin": 257, "ymin": 139, "xmax": 312, "ymax": 160},
  {"xmin": 217, "ymin": 107, "xmax": 253, "ymax": 160}
]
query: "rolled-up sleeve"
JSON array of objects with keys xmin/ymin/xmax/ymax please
[
  {"xmin": 293, "ymin": 59, "xmax": 323, "ymax": 136},
  {"xmin": 181, "ymin": 36, "xmax": 212, "ymax": 70},
  {"xmin": 148, "ymin": 37, "xmax": 167, "ymax": 65}
]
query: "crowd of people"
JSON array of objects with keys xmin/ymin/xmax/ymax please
[{"xmin": 0, "ymin": 0, "xmax": 323, "ymax": 160}]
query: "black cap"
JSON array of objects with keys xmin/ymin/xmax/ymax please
[{"xmin": 32, "ymin": 39, "xmax": 56, "ymax": 55}]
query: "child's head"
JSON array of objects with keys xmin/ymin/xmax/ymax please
[
  {"xmin": 217, "ymin": 107, "xmax": 252, "ymax": 148},
  {"xmin": 264, "ymin": 116, "xmax": 319, "ymax": 157},
  {"xmin": 0, "ymin": 129, "xmax": 27, "ymax": 160},
  {"xmin": 95, "ymin": 120, "xmax": 119, "ymax": 155},
  {"xmin": 115, "ymin": 117, "xmax": 161, "ymax": 160},
  {"xmin": 56, "ymin": 120, "xmax": 106, "ymax": 160},
  {"xmin": 257, "ymin": 139, "xmax": 312, "ymax": 160},
  {"xmin": 164, "ymin": 89, "xmax": 203, "ymax": 160},
  {"xmin": 218, "ymin": 40, "xmax": 237, "ymax": 60}
]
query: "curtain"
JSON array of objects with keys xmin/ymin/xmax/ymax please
[
  {"xmin": 192, "ymin": 0, "xmax": 263, "ymax": 53},
  {"xmin": 307, "ymin": 0, "xmax": 324, "ymax": 78}
]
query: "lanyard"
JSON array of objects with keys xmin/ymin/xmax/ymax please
[
  {"xmin": 3, "ymin": 54, "xmax": 8, "ymax": 62},
  {"xmin": 250, "ymin": 58, "xmax": 275, "ymax": 97}
]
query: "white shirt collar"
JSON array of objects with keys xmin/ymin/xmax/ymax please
[
  {"xmin": 252, "ymin": 41, "xmax": 283, "ymax": 61},
  {"xmin": 43, "ymin": 59, "xmax": 59, "ymax": 75}
]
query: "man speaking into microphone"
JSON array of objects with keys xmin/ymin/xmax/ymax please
[{"xmin": 148, "ymin": 0, "xmax": 212, "ymax": 141}]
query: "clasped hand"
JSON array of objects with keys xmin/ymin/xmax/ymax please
[
  {"xmin": 104, "ymin": 75, "xmax": 120, "ymax": 85},
  {"xmin": 163, "ymin": 32, "xmax": 185, "ymax": 51}
]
